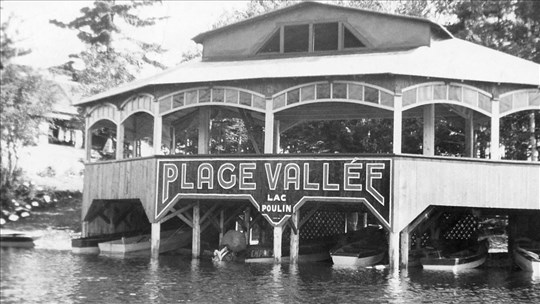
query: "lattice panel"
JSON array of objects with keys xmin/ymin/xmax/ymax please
[
  {"xmin": 442, "ymin": 213, "xmax": 479, "ymax": 240},
  {"xmin": 411, "ymin": 231, "xmax": 431, "ymax": 248},
  {"xmin": 300, "ymin": 211, "xmax": 345, "ymax": 240}
]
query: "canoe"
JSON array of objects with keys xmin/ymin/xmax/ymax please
[
  {"xmin": 98, "ymin": 229, "xmax": 191, "ymax": 255},
  {"xmin": 0, "ymin": 233, "xmax": 36, "ymax": 248},
  {"xmin": 420, "ymin": 241, "xmax": 488, "ymax": 271},
  {"xmin": 71, "ymin": 230, "xmax": 148, "ymax": 254},
  {"xmin": 330, "ymin": 241, "xmax": 386, "ymax": 267}
]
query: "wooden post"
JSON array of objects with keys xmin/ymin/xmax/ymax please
[
  {"xmin": 116, "ymin": 121, "xmax": 124, "ymax": 160},
  {"xmin": 244, "ymin": 207, "xmax": 251, "ymax": 245},
  {"xmin": 273, "ymin": 225, "xmax": 283, "ymax": 263},
  {"xmin": 151, "ymin": 222, "xmax": 161, "ymax": 259},
  {"xmin": 388, "ymin": 231, "xmax": 400, "ymax": 274},
  {"xmin": 423, "ymin": 104, "xmax": 435, "ymax": 156},
  {"xmin": 264, "ymin": 99, "xmax": 274, "ymax": 153},
  {"xmin": 85, "ymin": 117, "xmax": 92, "ymax": 162},
  {"xmin": 219, "ymin": 208, "xmax": 225, "ymax": 245},
  {"xmin": 82, "ymin": 221, "xmax": 89, "ymax": 237},
  {"xmin": 464, "ymin": 113, "xmax": 474, "ymax": 158},
  {"xmin": 362, "ymin": 212, "xmax": 368, "ymax": 228},
  {"xmin": 530, "ymin": 112, "xmax": 538, "ymax": 161},
  {"xmin": 393, "ymin": 93, "xmax": 403, "ymax": 154},
  {"xmin": 153, "ymin": 110, "xmax": 162, "ymax": 155},
  {"xmin": 199, "ymin": 108, "xmax": 210, "ymax": 155},
  {"xmin": 490, "ymin": 99, "xmax": 501, "ymax": 160},
  {"xmin": 400, "ymin": 230, "xmax": 409, "ymax": 269},
  {"xmin": 290, "ymin": 211, "xmax": 300, "ymax": 264},
  {"xmin": 192, "ymin": 202, "xmax": 201, "ymax": 258}
]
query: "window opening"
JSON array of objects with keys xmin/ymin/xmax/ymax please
[
  {"xmin": 284, "ymin": 24, "xmax": 309, "ymax": 53},
  {"xmin": 314, "ymin": 22, "xmax": 339, "ymax": 51},
  {"xmin": 259, "ymin": 30, "xmax": 280, "ymax": 53},
  {"xmin": 344, "ymin": 26, "xmax": 365, "ymax": 48}
]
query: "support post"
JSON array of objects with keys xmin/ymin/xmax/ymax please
[
  {"xmin": 400, "ymin": 230, "xmax": 409, "ymax": 269},
  {"xmin": 530, "ymin": 112, "xmax": 538, "ymax": 161},
  {"xmin": 153, "ymin": 111, "xmax": 162, "ymax": 155},
  {"xmin": 273, "ymin": 225, "xmax": 283, "ymax": 263},
  {"xmin": 388, "ymin": 231, "xmax": 400, "ymax": 274},
  {"xmin": 199, "ymin": 108, "xmax": 210, "ymax": 155},
  {"xmin": 85, "ymin": 117, "xmax": 92, "ymax": 162},
  {"xmin": 264, "ymin": 99, "xmax": 274, "ymax": 153},
  {"xmin": 464, "ymin": 113, "xmax": 474, "ymax": 158},
  {"xmin": 82, "ymin": 221, "xmax": 89, "ymax": 237},
  {"xmin": 393, "ymin": 93, "xmax": 403, "ymax": 154},
  {"xmin": 290, "ymin": 211, "xmax": 300, "ymax": 264},
  {"xmin": 116, "ymin": 121, "xmax": 124, "ymax": 160},
  {"xmin": 151, "ymin": 222, "xmax": 161, "ymax": 259},
  {"xmin": 490, "ymin": 99, "xmax": 501, "ymax": 160},
  {"xmin": 423, "ymin": 104, "xmax": 435, "ymax": 156},
  {"xmin": 244, "ymin": 207, "xmax": 251, "ymax": 245},
  {"xmin": 192, "ymin": 202, "xmax": 201, "ymax": 258},
  {"xmin": 219, "ymin": 209, "xmax": 225, "ymax": 245}
]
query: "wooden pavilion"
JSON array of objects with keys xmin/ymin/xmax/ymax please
[{"xmin": 75, "ymin": 2, "xmax": 539, "ymax": 271}]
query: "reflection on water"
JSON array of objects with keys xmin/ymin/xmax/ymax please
[
  {"xmin": 1, "ymin": 245, "xmax": 540, "ymax": 304},
  {"xmin": 1, "ymin": 200, "xmax": 539, "ymax": 304}
]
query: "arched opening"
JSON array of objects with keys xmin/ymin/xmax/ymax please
[
  {"xmin": 500, "ymin": 110, "xmax": 540, "ymax": 161},
  {"xmin": 88, "ymin": 119, "xmax": 117, "ymax": 162},
  {"xmin": 161, "ymin": 106, "xmax": 264, "ymax": 155},
  {"xmin": 402, "ymin": 103, "xmax": 491, "ymax": 158},
  {"xmin": 122, "ymin": 112, "xmax": 154, "ymax": 159}
]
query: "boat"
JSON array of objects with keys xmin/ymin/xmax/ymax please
[
  {"xmin": 0, "ymin": 232, "xmax": 37, "ymax": 248},
  {"xmin": 71, "ymin": 230, "xmax": 148, "ymax": 254},
  {"xmin": 98, "ymin": 229, "xmax": 191, "ymax": 255},
  {"xmin": 330, "ymin": 241, "xmax": 386, "ymax": 267},
  {"xmin": 329, "ymin": 226, "xmax": 388, "ymax": 267},
  {"xmin": 513, "ymin": 238, "xmax": 540, "ymax": 275},
  {"xmin": 420, "ymin": 240, "xmax": 488, "ymax": 271},
  {"xmin": 246, "ymin": 242, "xmax": 332, "ymax": 263}
]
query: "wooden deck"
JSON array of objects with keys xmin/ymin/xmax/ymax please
[{"xmin": 82, "ymin": 155, "xmax": 540, "ymax": 233}]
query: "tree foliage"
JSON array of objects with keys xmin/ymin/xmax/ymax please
[
  {"xmin": 1, "ymin": 15, "xmax": 56, "ymax": 190},
  {"xmin": 50, "ymin": 0, "xmax": 168, "ymax": 96}
]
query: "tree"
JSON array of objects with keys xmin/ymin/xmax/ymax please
[
  {"xmin": 441, "ymin": 0, "xmax": 540, "ymax": 160},
  {"xmin": 1, "ymin": 15, "xmax": 56, "ymax": 193},
  {"xmin": 50, "ymin": 0, "xmax": 168, "ymax": 96}
]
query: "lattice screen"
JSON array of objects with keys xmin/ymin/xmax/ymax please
[
  {"xmin": 300, "ymin": 211, "xmax": 345, "ymax": 240},
  {"xmin": 442, "ymin": 213, "xmax": 479, "ymax": 240}
]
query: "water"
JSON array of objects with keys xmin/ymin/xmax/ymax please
[{"xmin": 1, "ymin": 200, "xmax": 539, "ymax": 304}]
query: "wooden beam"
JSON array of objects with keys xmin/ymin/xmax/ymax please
[
  {"xmin": 219, "ymin": 208, "xmax": 225, "ymax": 244},
  {"xmin": 400, "ymin": 230, "xmax": 409, "ymax": 269},
  {"xmin": 490, "ymin": 99, "xmax": 501, "ymax": 159},
  {"xmin": 161, "ymin": 203, "xmax": 196, "ymax": 223},
  {"xmin": 200, "ymin": 204, "xmax": 219, "ymax": 224},
  {"xmin": 299, "ymin": 204, "xmax": 321, "ymax": 229},
  {"xmin": 264, "ymin": 99, "xmax": 274, "ymax": 154},
  {"xmin": 199, "ymin": 108, "xmax": 210, "ymax": 155},
  {"xmin": 388, "ymin": 231, "xmax": 399, "ymax": 274}
]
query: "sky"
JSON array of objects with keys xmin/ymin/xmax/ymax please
[{"xmin": 0, "ymin": 0, "xmax": 248, "ymax": 70}]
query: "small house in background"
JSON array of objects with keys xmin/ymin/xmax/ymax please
[
  {"xmin": 38, "ymin": 76, "xmax": 84, "ymax": 149},
  {"xmin": 73, "ymin": 2, "xmax": 539, "ymax": 270}
]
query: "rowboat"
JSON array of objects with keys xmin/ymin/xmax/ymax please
[
  {"xmin": 330, "ymin": 241, "xmax": 386, "ymax": 267},
  {"xmin": 513, "ymin": 238, "xmax": 540, "ymax": 275},
  {"xmin": 98, "ymin": 229, "xmax": 191, "ymax": 255},
  {"xmin": 0, "ymin": 232, "xmax": 36, "ymax": 248},
  {"xmin": 420, "ymin": 241, "xmax": 488, "ymax": 271},
  {"xmin": 71, "ymin": 230, "xmax": 148, "ymax": 254}
]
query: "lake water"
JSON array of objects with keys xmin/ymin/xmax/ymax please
[{"xmin": 1, "ymin": 199, "xmax": 539, "ymax": 304}]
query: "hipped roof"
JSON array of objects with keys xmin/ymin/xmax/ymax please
[{"xmin": 76, "ymin": 38, "xmax": 540, "ymax": 106}]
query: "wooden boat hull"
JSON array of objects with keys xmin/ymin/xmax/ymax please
[
  {"xmin": 98, "ymin": 230, "xmax": 191, "ymax": 255},
  {"xmin": 331, "ymin": 250, "xmax": 385, "ymax": 267},
  {"xmin": 421, "ymin": 254, "xmax": 486, "ymax": 271},
  {"xmin": 513, "ymin": 248, "xmax": 540, "ymax": 275},
  {"xmin": 72, "ymin": 232, "xmax": 145, "ymax": 254},
  {"xmin": 0, "ymin": 233, "xmax": 35, "ymax": 248}
]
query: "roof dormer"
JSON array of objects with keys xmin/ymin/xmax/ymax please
[{"xmin": 193, "ymin": 2, "xmax": 452, "ymax": 61}]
